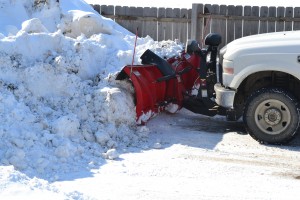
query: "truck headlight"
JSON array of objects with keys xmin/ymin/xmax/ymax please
[
  {"xmin": 224, "ymin": 67, "xmax": 234, "ymax": 74},
  {"xmin": 223, "ymin": 59, "xmax": 234, "ymax": 75}
]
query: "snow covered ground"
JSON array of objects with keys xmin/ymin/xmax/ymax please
[
  {"xmin": 2, "ymin": 110, "xmax": 300, "ymax": 199},
  {"xmin": 0, "ymin": 0, "xmax": 300, "ymax": 199}
]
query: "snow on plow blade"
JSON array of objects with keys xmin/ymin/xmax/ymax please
[{"xmin": 116, "ymin": 64, "xmax": 167, "ymax": 124}]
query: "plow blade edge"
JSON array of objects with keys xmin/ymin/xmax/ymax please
[{"xmin": 116, "ymin": 65, "xmax": 167, "ymax": 124}]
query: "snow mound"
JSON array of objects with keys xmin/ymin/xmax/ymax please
[
  {"xmin": 0, "ymin": 0, "xmax": 183, "ymax": 179},
  {"xmin": 0, "ymin": 0, "xmax": 131, "ymax": 38}
]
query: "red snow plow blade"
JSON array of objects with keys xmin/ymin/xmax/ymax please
[
  {"xmin": 117, "ymin": 49, "xmax": 203, "ymax": 124},
  {"xmin": 116, "ymin": 34, "xmax": 222, "ymax": 124}
]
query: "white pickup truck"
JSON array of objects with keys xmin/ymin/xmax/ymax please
[{"xmin": 215, "ymin": 31, "xmax": 300, "ymax": 144}]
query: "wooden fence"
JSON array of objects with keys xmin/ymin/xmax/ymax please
[
  {"xmin": 91, "ymin": 4, "xmax": 300, "ymax": 48},
  {"xmin": 91, "ymin": 4, "xmax": 191, "ymax": 43}
]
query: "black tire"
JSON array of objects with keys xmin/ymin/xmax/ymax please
[{"xmin": 243, "ymin": 88, "xmax": 300, "ymax": 144}]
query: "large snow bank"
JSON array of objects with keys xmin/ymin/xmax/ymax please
[{"xmin": 0, "ymin": 0, "xmax": 182, "ymax": 179}]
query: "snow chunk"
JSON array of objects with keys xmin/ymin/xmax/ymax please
[
  {"xmin": 137, "ymin": 111, "xmax": 155, "ymax": 125},
  {"xmin": 99, "ymin": 87, "xmax": 136, "ymax": 125},
  {"xmin": 103, "ymin": 149, "xmax": 119, "ymax": 160},
  {"xmin": 64, "ymin": 11, "xmax": 113, "ymax": 38},
  {"xmin": 95, "ymin": 130, "xmax": 111, "ymax": 146},
  {"xmin": 20, "ymin": 18, "xmax": 49, "ymax": 34},
  {"xmin": 53, "ymin": 115, "xmax": 80, "ymax": 138}
]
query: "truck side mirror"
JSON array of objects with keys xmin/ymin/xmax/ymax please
[{"xmin": 204, "ymin": 33, "xmax": 222, "ymax": 47}]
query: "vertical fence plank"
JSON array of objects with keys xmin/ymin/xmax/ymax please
[
  {"xmin": 173, "ymin": 8, "xmax": 181, "ymax": 41},
  {"xmin": 210, "ymin": 4, "xmax": 220, "ymax": 34},
  {"xmin": 157, "ymin": 8, "xmax": 166, "ymax": 41},
  {"xmin": 143, "ymin": 7, "xmax": 158, "ymax": 40},
  {"xmin": 187, "ymin": 9, "xmax": 192, "ymax": 41},
  {"xmin": 219, "ymin": 5, "xmax": 227, "ymax": 47},
  {"xmin": 191, "ymin": 4, "xmax": 204, "ymax": 42},
  {"xmin": 285, "ymin": 7, "xmax": 293, "ymax": 31},
  {"xmin": 235, "ymin": 6, "xmax": 243, "ymax": 39},
  {"xmin": 251, "ymin": 6, "xmax": 259, "ymax": 35},
  {"xmin": 243, "ymin": 6, "xmax": 252, "ymax": 37},
  {"xmin": 260, "ymin": 6, "xmax": 268, "ymax": 33},
  {"xmin": 165, "ymin": 8, "xmax": 173, "ymax": 40},
  {"xmin": 133, "ymin": 7, "xmax": 144, "ymax": 37},
  {"xmin": 276, "ymin": 7, "xmax": 285, "ymax": 32},
  {"xmin": 127, "ymin": 7, "xmax": 137, "ymax": 34},
  {"xmin": 92, "ymin": 4, "xmax": 100, "ymax": 14},
  {"xmin": 268, "ymin": 7, "xmax": 276, "ymax": 32},
  {"xmin": 294, "ymin": 7, "xmax": 300, "ymax": 30},
  {"xmin": 140, "ymin": 8, "xmax": 147, "ymax": 37},
  {"xmin": 100, "ymin": 5, "xmax": 114, "ymax": 15},
  {"xmin": 227, "ymin": 5, "xmax": 235, "ymax": 44},
  {"xmin": 100, "ymin": 4, "xmax": 115, "ymax": 33},
  {"xmin": 203, "ymin": 4, "xmax": 212, "ymax": 36},
  {"xmin": 123, "ymin": 7, "xmax": 133, "ymax": 34},
  {"xmin": 115, "ymin": 6, "xmax": 129, "ymax": 33},
  {"xmin": 180, "ymin": 8, "xmax": 189, "ymax": 43}
]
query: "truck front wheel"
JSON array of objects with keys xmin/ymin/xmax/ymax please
[{"xmin": 243, "ymin": 88, "xmax": 300, "ymax": 144}]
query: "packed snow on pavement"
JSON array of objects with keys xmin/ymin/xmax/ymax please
[{"xmin": 0, "ymin": 0, "xmax": 300, "ymax": 199}]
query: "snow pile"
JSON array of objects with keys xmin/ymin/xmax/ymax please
[{"xmin": 0, "ymin": 0, "xmax": 183, "ymax": 179}]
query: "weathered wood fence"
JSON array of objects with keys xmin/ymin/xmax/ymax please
[
  {"xmin": 91, "ymin": 4, "xmax": 191, "ymax": 43},
  {"xmin": 91, "ymin": 4, "xmax": 300, "ymax": 48}
]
